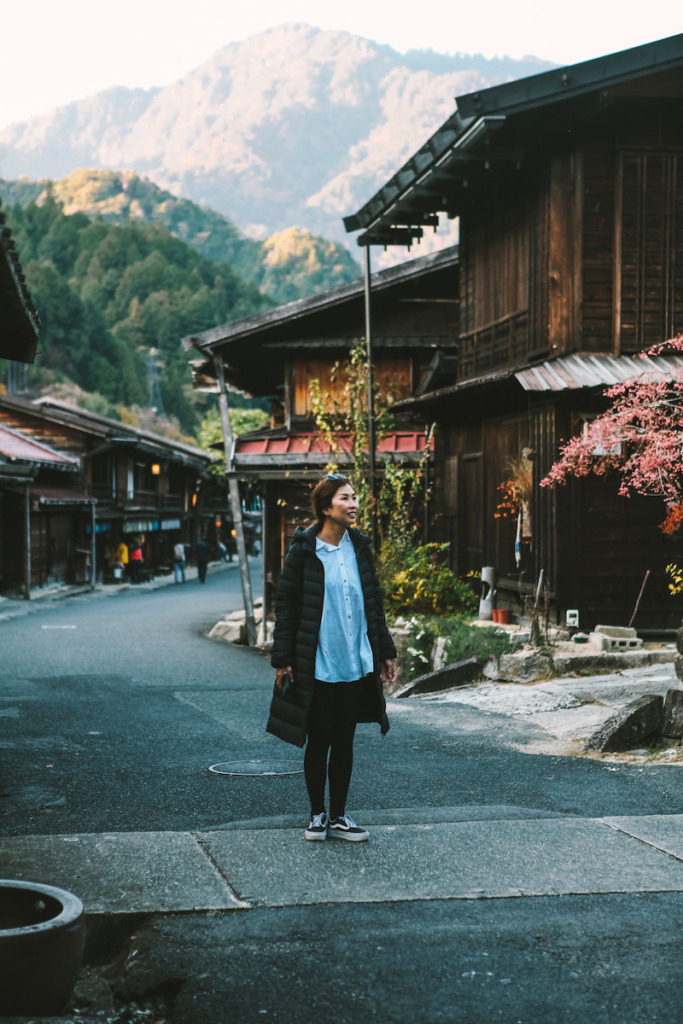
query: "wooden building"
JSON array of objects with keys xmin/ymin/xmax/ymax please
[
  {"xmin": 0, "ymin": 395, "xmax": 216, "ymax": 596},
  {"xmin": 0, "ymin": 199, "xmax": 40, "ymax": 365},
  {"xmin": 184, "ymin": 248, "xmax": 459, "ymax": 620},
  {"xmin": 344, "ymin": 34, "xmax": 683, "ymax": 631}
]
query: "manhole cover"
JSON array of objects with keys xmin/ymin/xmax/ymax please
[{"xmin": 208, "ymin": 760, "xmax": 303, "ymax": 777}]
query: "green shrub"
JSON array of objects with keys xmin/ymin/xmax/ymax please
[
  {"xmin": 403, "ymin": 615, "xmax": 515, "ymax": 681},
  {"xmin": 380, "ymin": 542, "xmax": 477, "ymax": 617}
]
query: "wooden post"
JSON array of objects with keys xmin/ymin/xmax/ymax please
[
  {"xmin": 90, "ymin": 502, "xmax": 97, "ymax": 588},
  {"xmin": 364, "ymin": 245, "xmax": 378, "ymax": 552},
  {"xmin": 213, "ymin": 352, "xmax": 257, "ymax": 646},
  {"xmin": 24, "ymin": 485, "xmax": 31, "ymax": 600}
]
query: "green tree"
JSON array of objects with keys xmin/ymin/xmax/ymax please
[
  {"xmin": 256, "ymin": 227, "xmax": 360, "ymax": 304},
  {"xmin": 198, "ymin": 406, "xmax": 269, "ymax": 479},
  {"xmin": 309, "ymin": 341, "xmax": 433, "ymax": 552}
]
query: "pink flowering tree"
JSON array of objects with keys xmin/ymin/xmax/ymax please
[{"xmin": 541, "ymin": 336, "xmax": 683, "ymax": 588}]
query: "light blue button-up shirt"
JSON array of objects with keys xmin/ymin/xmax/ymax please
[{"xmin": 315, "ymin": 530, "xmax": 374, "ymax": 683}]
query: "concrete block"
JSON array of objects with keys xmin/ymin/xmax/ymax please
[
  {"xmin": 393, "ymin": 658, "xmax": 480, "ymax": 697},
  {"xmin": 593, "ymin": 624, "xmax": 638, "ymax": 638},
  {"xmin": 584, "ymin": 694, "xmax": 664, "ymax": 752},
  {"xmin": 662, "ymin": 688, "xmax": 683, "ymax": 739},
  {"xmin": 588, "ymin": 631, "xmax": 643, "ymax": 652}
]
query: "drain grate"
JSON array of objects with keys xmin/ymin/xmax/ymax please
[{"xmin": 208, "ymin": 759, "xmax": 303, "ymax": 777}]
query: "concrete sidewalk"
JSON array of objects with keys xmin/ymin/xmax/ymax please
[
  {"xmin": 2, "ymin": 811, "xmax": 682, "ymax": 915},
  {"xmin": 0, "ymin": 558, "xmax": 240, "ymax": 622}
]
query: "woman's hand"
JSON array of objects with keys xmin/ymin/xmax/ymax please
[
  {"xmin": 380, "ymin": 658, "xmax": 397, "ymax": 684},
  {"xmin": 275, "ymin": 666, "xmax": 294, "ymax": 690}
]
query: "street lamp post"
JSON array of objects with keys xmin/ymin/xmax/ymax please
[{"xmin": 364, "ymin": 245, "xmax": 378, "ymax": 553}]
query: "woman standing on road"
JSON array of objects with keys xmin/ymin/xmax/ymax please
[{"xmin": 267, "ymin": 473, "xmax": 397, "ymax": 842}]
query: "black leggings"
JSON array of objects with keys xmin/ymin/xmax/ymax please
[{"xmin": 304, "ymin": 678, "xmax": 364, "ymax": 819}]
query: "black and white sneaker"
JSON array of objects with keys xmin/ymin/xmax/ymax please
[
  {"xmin": 328, "ymin": 813, "xmax": 369, "ymax": 842},
  {"xmin": 305, "ymin": 811, "xmax": 329, "ymax": 841}
]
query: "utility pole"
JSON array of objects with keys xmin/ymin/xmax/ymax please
[
  {"xmin": 213, "ymin": 351, "xmax": 257, "ymax": 646},
  {"xmin": 147, "ymin": 348, "xmax": 165, "ymax": 415},
  {"xmin": 364, "ymin": 245, "xmax": 378, "ymax": 552}
]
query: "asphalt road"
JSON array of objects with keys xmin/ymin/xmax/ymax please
[{"xmin": 1, "ymin": 567, "xmax": 682, "ymax": 1023}]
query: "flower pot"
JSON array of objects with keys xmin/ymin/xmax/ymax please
[
  {"xmin": 0, "ymin": 880, "xmax": 85, "ymax": 1016},
  {"xmin": 497, "ymin": 609, "xmax": 512, "ymax": 624},
  {"xmin": 491, "ymin": 609, "xmax": 501, "ymax": 622}
]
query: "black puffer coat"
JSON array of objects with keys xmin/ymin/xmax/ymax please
[{"xmin": 267, "ymin": 523, "xmax": 396, "ymax": 748}]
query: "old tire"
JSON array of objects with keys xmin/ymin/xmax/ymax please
[{"xmin": 0, "ymin": 879, "xmax": 85, "ymax": 1015}]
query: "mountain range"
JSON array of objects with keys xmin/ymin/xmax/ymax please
[
  {"xmin": 0, "ymin": 169, "xmax": 362, "ymax": 305},
  {"xmin": 0, "ymin": 24, "xmax": 554, "ymax": 247}
]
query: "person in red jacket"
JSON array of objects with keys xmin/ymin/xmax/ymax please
[{"xmin": 128, "ymin": 537, "xmax": 144, "ymax": 584}]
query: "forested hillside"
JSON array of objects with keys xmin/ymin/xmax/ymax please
[
  {"xmin": 0, "ymin": 170, "xmax": 361, "ymax": 305},
  {"xmin": 0, "ymin": 24, "xmax": 553, "ymax": 244},
  {"xmin": 2, "ymin": 195, "xmax": 271, "ymax": 433}
]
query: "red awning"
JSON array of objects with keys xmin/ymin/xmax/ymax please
[{"xmin": 235, "ymin": 430, "xmax": 431, "ymax": 456}]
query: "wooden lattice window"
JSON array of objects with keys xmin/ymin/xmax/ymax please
[{"xmin": 617, "ymin": 152, "xmax": 683, "ymax": 352}]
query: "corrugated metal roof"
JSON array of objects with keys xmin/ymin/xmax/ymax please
[
  {"xmin": 29, "ymin": 487, "xmax": 95, "ymax": 506},
  {"xmin": 0, "ymin": 424, "xmax": 77, "ymax": 466},
  {"xmin": 515, "ymin": 353, "xmax": 683, "ymax": 391}
]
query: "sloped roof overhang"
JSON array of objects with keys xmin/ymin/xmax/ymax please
[
  {"xmin": 0, "ymin": 423, "xmax": 79, "ymax": 469},
  {"xmin": 29, "ymin": 487, "xmax": 96, "ymax": 507},
  {"xmin": 393, "ymin": 353, "xmax": 683, "ymax": 414},
  {"xmin": 0, "ymin": 203, "xmax": 41, "ymax": 363},
  {"xmin": 182, "ymin": 246, "xmax": 460, "ymax": 396},
  {"xmin": 22, "ymin": 397, "xmax": 215, "ymax": 471},
  {"xmin": 344, "ymin": 33, "xmax": 683, "ymax": 248}
]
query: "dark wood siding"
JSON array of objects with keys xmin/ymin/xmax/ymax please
[
  {"xmin": 617, "ymin": 151, "xmax": 683, "ymax": 351},
  {"xmin": 548, "ymin": 153, "xmax": 579, "ymax": 354},
  {"xmin": 531, "ymin": 406, "xmax": 558, "ymax": 593},
  {"xmin": 574, "ymin": 475, "xmax": 683, "ymax": 631},
  {"xmin": 582, "ymin": 139, "xmax": 616, "ymax": 352}
]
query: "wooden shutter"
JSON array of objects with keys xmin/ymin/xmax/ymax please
[{"xmin": 617, "ymin": 152, "xmax": 683, "ymax": 351}]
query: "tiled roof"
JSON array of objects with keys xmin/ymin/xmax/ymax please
[{"xmin": 235, "ymin": 430, "xmax": 431, "ymax": 456}]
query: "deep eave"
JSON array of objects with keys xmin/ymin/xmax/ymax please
[
  {"xmin": 0, "ymin": 396, "xmax": 214, "ymax": 471},
  {"xmin": 0, "ymin": 201, "xmax": 41, "ymax": 364},
  {"xmin": 393, "ymin": 352, "xmax": 683, "ymax": 413},
  {"xmin": 183, "ymin": 246, "xmax": 460, "ymax": 398},
  {"xmin": 344, "ymin": 33, "xmax": 683, "ymax": 247},
  {"xmin": 183, "ymin": 246, "xmax": 459, "ymax": 354}
]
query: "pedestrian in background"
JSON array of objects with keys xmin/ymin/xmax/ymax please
[
  {"xmin": 114, "ymin": 539, "xmax": 129, "ymax": 580},
  {"xmin": 128, "ymin": 537, "xmax": 143, "ymax": 584},
  {"xmin": 195, "ymin": 537, "xmax": 211, "ymax": 583},
  {"xmin": 267, "ymin": 473, "xmax": 397, "ymax": 842},
  {"xmin": 173, "ymin": 540, "xmax": 186, "ymax": 583}
]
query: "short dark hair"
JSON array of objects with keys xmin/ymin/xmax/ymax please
[{"xmin": 311, "ymin": 473, "xmax": 351, "ymax": 524}]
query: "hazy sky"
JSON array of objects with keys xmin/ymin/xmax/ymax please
[{"xmin": 3, "ymin": 0, "xmax": 681, "ymax": 126}]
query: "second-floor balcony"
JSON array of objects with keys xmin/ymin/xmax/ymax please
[
  {"xmin": 458, "ymin": 309, "xmax": 547, "ymax": 380},
  {"xmin": 90, "ymin": 486, "xmax": 187, "ymax": 511}
]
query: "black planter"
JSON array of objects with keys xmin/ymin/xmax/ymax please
[{"xmin": 0, "ymin": 879, "xmax": 86, "ymax": 1016}]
